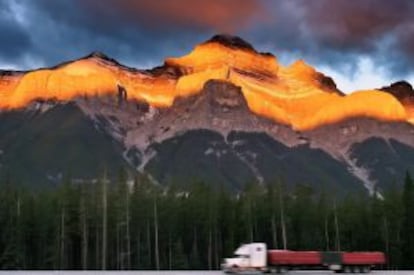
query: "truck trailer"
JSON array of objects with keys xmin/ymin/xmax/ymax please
[{"xmin": 221, "ymin": 243, "xmax": 386, "ymax": 273}]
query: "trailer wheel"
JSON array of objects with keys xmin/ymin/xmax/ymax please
[
  {"xmin": 362, "ymin": 266, "xmax": 370, "ymax": 273},
  {"xmin": 352, "ymin": 266, "xmax": 360, "ymax": 273},
  {"xmin": 273, "ymin": 266, "xmax": 288, "ymax": 274},
  {"xmin": 280, "ymin": 266, "xmax": 288, "ymax": 273},
  {"xmin": 268, "ymin": 267, "xmax": 277, "ymax": 274},
  {"xmin": 344, "ymin": 266, "xmax": 351, "ymax": 273}
]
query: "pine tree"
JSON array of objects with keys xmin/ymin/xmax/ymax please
[
  {"xmin": 401, "ymin": 172, "xmax": 414, "ymax": 268},
  {"xmin": 101, "ymin": 173, "xmax": 108, "ymax": 270},
  {"xmin": 80, "ymin": 185, "xmax": 89, "ymax": 270}
]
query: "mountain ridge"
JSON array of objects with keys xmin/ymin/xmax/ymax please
[
  {"xmin": 1, "ymin": 34, "xmax": 414, "ymax": 192},
  {"xmin": 0, "ymin": 34, "xmax": 411, "ymax": 130}
]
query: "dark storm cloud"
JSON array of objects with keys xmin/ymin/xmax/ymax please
[
  {"xmin": 1, "ymin": 0, "xmax": 265, "ymax": 70},
  {"xmin": 8, "ymin": 0, "xmax": 204, "ymax": 69},
  {"xmin": 1, "ymin": 0, "xmax": 414, "ymax": 80},
  {"xmin": 256, "ymin": 0, "xmax": 414, "ymax": 76},
  {"xmin": 83, "ymin": 0, "xmax": 266, "ymax": 32},
  {"xmin": 0, "ymin": 0, "xmax": 32, "ymax": 64},
  {"xmin": 299, "ymin": 0, "xmax": 411, "ymax": 51}
]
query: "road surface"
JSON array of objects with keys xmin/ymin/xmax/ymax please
[{"xmin": 0, "ymin": 271, "xmax": 411, "ymax": 275}]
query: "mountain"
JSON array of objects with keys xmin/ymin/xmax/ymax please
[
  {"xmin": 0, "ymin": 101, "xmax": 130, "ymax": 186},
  {"xmin": 381, "ymin": 81, "xmax": 414, "ymax": 124},
  {"xmin": 1, "ymin": 34, "xmax": 413, "ymax": 193}
]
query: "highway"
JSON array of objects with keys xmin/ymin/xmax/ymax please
[{"xmin": 0, "ymin": 271, "xmax": 412, "ymax": 275}]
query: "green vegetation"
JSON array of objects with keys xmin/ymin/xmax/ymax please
[
  {"xmin": 0, "ymin": 172, "xmax": 413, "ymax": 270},
  {"xmin": 0, "ymin": 104, "xmax": 129, "ymax": 186}
]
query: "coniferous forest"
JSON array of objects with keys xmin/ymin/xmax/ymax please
[{"xmin": 0, "ymin": 172, "xmax": 414, "ymax": 270}]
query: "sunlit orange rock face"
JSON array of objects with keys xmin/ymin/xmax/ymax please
[
  {"xmin": 0, "ymin": 71, "xmax": 24, "ymax": 105},
  {"xmin": 0, "ymin": 55, "xmax": 178, "ymax": 109},
  {"xmin": 0, "ymin": 35, "xmax": 409, "ymax": 130},
  {"xmin": 380, "ymin": 81, "xmax": 414, "ymax": 124}
]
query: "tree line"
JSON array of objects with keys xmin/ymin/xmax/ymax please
[{"xmin": 0, "ymin": 172, "xmax": 413, "ymax": 270}]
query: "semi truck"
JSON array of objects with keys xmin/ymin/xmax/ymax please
[{"xmin": 221, "ymin": 243, "xmax": 386, "ymax": 273}]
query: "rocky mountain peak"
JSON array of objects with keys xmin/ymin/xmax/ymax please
[
  {"xmin": 87, "ymin": 51, "xmax": 111, "ymax": 60},
  {"xmin": 83, "ymin": 51, "xmax": 129, "ymax": 68},
  {"xmin": 0, "ymin": 34, "xmax": 411, "ymax": 130},
  {"xmin": 203, "ymin": 34, "xmax": 275, "ymax": 57},
  {"xmin": 381, "ymin": 81, "xmax": 414, "ymax": 100},
  {"xmin": 0, "ymin": 70, "xmax": 25, "ymax": 77},
  {"xmin": 317, "ymin": 73, "xmax": 342, "ymax": 95},
  {"xmin": 205, "ymin": 34, "xmax": 256, "ymax": 52}
]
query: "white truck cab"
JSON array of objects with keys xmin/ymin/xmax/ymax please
[{"xmin": 222, "ymin": 243, "xmax": 267, "ymax": 273}]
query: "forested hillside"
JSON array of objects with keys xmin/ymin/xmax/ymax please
[{"xmin": 0, "ymin": 173, "xmax": 413, "ymax": 270}]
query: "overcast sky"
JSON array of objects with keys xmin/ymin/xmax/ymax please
[{"xmin": 2, "ymin": 0, "xmax": 414, "ymax": 93}]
